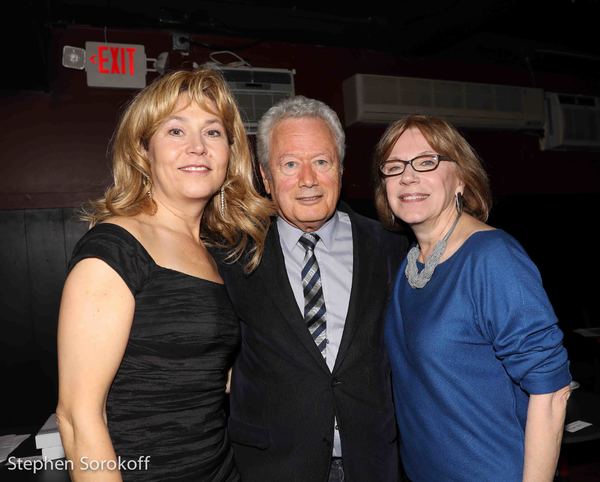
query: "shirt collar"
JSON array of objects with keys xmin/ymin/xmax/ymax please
[{"xmin": 277, "ymin": 212, "xmax": 339, "ymax": 252}]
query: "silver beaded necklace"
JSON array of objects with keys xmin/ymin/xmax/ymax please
[{"xmin": 405, "ymin": 212, "xmax": 462, "ymax": 289}]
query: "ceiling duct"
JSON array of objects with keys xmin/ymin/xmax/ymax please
[
  {"xmin": 213, "ymin": 65, "xmax": 295, "ymax": 135},
  {"xmin": 342, "ymin": 73, "xmax": 544, "ymax": 131},
  {"xmin": 541, "ymin": 92, "xmax": 600, "ymax": 151}
]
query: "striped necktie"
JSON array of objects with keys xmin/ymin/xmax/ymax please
[{"xmin": 299, "ymin": 233, "xmax": 327, "ymax": 358}]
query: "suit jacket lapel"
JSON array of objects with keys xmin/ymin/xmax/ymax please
[
  {"xmin": 258, "ymin": 224, "xmax": 331, "ymax": 374},
  {"xmin": 333, "ymin": 210, "xmax": 375, "ymax": 373}
]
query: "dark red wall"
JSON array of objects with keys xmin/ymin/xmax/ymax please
[{"xmin": 1, "ymin": 25, "xmax": 599, "ymax": 210}]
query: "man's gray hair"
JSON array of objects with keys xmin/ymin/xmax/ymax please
[{"xmin": 256, "ymin": 95, "xmax": 346, "ymax": 177}]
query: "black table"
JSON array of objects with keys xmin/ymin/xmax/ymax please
[
  {"xmin": 0, "ymin": 461, "xmax": 70, "ymax": 482},
  {"xmin": 563, "ymin": 388, "xmax": 600, "ymax": 444},
  {"xmin": 1, "ymin": 425, "xmax": 69, "ymax": 482}
]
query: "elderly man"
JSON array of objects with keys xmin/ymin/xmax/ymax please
[{"xmin": 219, "ymin": 96, "xmax": 407, "ymax": 482}]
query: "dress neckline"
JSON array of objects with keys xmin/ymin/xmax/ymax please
[
  {"xmin": 98, "ymin": 222, "xmax": 225, "ymax": 286},
  {"xmin": 416, "ymin": 228, "xmax": 498, "ymax": 268}
]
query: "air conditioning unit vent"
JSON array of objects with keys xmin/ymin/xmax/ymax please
[
  {"xmin": 342, "ymin": 73, "xmax": 544, "ymax": 131},
  {"xmin": 541, "ymin": 92, "xmax": 600, "ymax": 150},
  {"xmin": 212, "ymin": 66, "xmax": 295, "ymax": 134}
]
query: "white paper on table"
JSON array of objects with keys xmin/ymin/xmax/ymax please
[
  {"xmin": 35, "ymin": 413, "xmax": 62, "ymax": 449},
  {"xmin": 573, "ymin": 327, "xmax": 600, "ymax": 337},
  {"xmin": 0, "ymin": 434, "xmax": 30, "ymax": 463},
  {"xmin": 565, "ymin": 420, "xmax": 593, "ymax": 433},
  {"xmin": 42, "ymin": 445, "xmax": 65, "ymax": 460}
]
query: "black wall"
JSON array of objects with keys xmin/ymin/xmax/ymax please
[{"xmin": 1, "ymin": 208, "xmax": 87, "ymax": 428}]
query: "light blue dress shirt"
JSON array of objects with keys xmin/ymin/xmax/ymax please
[{"xmin": 277, "ymin": 210, "xmax": 353, "ymax": 457}]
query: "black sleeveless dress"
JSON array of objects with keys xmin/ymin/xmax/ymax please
[{"xmin": 68, "ymin": 223, "xmax": 240, "ymax": 481}]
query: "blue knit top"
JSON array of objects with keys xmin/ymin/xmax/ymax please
[{"xmin": 385, "ymin": 230, "xmax": 571, "ymax": 482}]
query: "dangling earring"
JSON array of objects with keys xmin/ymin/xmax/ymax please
[
  {"xmin": 142, "ymin": 174, "xmax": 157, "ymax": 214},
  {"xmin": 455, "ymin": 192, "xmax": 464, "ymax": 214},
  {"xmin": 390, "ymin": 210, "xmax": 395, "ymax": 226},
  {"xmin": 143, "ymin": 174, "xmax": 152, "ymax": 200},
  {"xmin": 219, "ymin": 186, "xmax": 225, "ymax": 217}
]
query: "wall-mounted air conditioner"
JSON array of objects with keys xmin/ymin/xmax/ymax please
[
  {"xmin": 214, "ymin": 66, "xmax": 295, "ymax": 134},
  {"xmin": 541, "ymin": 92, "xmax": 600, "ymax": 150},
  {"xmin": 342, "ymin": 73, "xmax": 544, "ymax": 130}
]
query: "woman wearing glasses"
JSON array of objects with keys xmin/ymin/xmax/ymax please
[{"xmin": 373, "ymin": 115, "xmax": 571, "ymax": 482}]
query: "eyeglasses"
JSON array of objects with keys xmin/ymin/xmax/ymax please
[
  {"xmin": 379, "ymin": 154, "xmax": 454, "ymax": 178},
  {"xmin": 278, "ymin": 158, "xmax": 337, "ymax": 176}
]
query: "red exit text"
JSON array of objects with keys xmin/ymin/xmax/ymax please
[{"xmin": 88, "ymin": 46, "xmax": 137, "ymax": 76}]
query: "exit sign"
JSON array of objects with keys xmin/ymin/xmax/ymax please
[{"xmin": 85, "ymin": 42, "xmax": 147, "ymax": 89}]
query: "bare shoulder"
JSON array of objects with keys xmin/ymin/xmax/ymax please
[
  {"xmin": 101, "ymin": 215, "xmax": 143, "ymax": 235},
  {"xmin": 67, "ymin": 256, "xmax": 131, "ymax": 294},
  {"xmin": 101, "ymin": 215, "xmax": 155, "ymax": 247},
  {"xmin": 444, "ymin": 215, "xmax": 494, "ymax": 261},
  {"xmin": 463, "ymin": 215, "xmax": 495, "ymax": 237}
]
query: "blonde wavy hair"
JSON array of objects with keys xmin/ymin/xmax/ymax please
[
  {"xmin": 84, "ymin": 68, "xmax": 274, "ymax": 271},
  {"xmin": 373, "ymin": 115, "xmax": 492, "ymax": 230}
]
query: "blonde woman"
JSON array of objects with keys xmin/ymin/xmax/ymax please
[{"xmin": 56, "ymin": 69, "xmax": 273, "ymax": 481}]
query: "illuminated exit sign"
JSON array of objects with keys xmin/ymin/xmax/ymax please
[{"xmin": 85, "ymin": 42, "xmax": 147, "ymax": 89}]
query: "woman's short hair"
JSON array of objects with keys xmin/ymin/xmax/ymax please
[
  {"xmin": 256, "ymin": 95, "xmax": 346, "ymax": 176},
  {"xmin": 84, "ymin": 68, "xmax": 274, "ymax": 271},
  {"xmin": 373, "ymin": 115, "xmax": 492, "ymax": 230}
]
